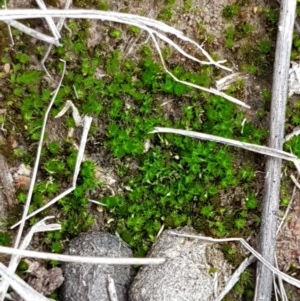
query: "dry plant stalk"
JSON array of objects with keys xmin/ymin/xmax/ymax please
[
  {"xmin": 0, "ymin": 247, "xmax": 165, "ymax": 266},
  {"xmin": 150, "ymin": 127, "xmax": 300, "ymax": 172},
  {"xmin": 41, "ymin": 0, "xmax": 73, "ymax": 78},
  {"xmin": 255, "ymin": 1, "xmax": 297, "ymax": 300}
]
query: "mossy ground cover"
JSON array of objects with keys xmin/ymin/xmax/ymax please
[
  {"xmin": 0, "ymin": 0, "xmax": 294, "ymax": 299},
  {"xmin": 1, "ymin": 16, "xmax": 266, "ymax": 256}
]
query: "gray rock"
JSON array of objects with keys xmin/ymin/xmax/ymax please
[
  {"xmin": 129, "ymin": 227, "xmax": 233, "ymax": 301},
  {"xmin": 60, "ymin": 232, "xmax": 134, "ymax": 301}
]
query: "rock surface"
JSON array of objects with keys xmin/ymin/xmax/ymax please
[
  {"xmin": 60, "ymin": 232, "xmax": 134, "ymax": 301},
  {"xmin": 129, "ymin": 227, "xmax": 232, "ymax": 301}
]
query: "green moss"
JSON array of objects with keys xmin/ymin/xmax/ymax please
[
  {"xmin": 262, "ymin": 7, "xmax": 279, "ymax": 27},
  {"xmin": 77, "ymin": 49, "xmax": 262, "ymax": 254},
  {"xmin": 224, "ymin": 26, "xmax": 236, "ymax": 48},
  {"xmin": 258, "ymin": 39, "xmax": 272, "ymax": 54},
  {"xmin": 223, "ymin": 4, "xmax": 240, "ymax": 20},
  {"xmin": 158, "ymin": 7, "xmax": 173, "ymax": 21},
  {"xmin": 0, "ymin": 232, "xmax": 11, "ymax": 246},
  {"xmin": 285, "ymin": 136, "xmax": 300, "ymax": 157},
  {"xmin": 97, "ymin": 0, "xmax": 109, "ymax": 10},
  {"xmin": 0, "ymin": 4, "xmax": 267, "ymax": 258},
  {"xmin": 236, "ymin": 22, "xmax": 253, "ymax": 37},
  {"xmin": 109, "ymin": 29, "xmax": 122, "ymax": 39},
  {"xmin": 183, "ymin": 0, "xmax": 192, "ymax": 13},
  {"xmin": 11, "ymin": 41, "xmax": 263, "ymax": 255}
]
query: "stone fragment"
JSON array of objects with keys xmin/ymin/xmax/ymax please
[
  {"xmin": 129, "ymin": 227, "xmax": 232, "ymax": 301},
  {"xmin": 61, "ymin": 232, "xmax": 134, "ymax": 301}
]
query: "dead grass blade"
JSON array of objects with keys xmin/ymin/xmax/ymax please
[
  {"xmin": 0, "ymin": 247, "xmax": 165, "ymax": 266},
  {"xmin": 150, "ymin": 127, "xmax": 300, "ymax": 173}
]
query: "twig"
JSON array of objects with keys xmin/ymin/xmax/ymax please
[
  {"xmin": 0, "ymin": 9, "xmax": 228, "ymax": 69},
  {"xmin": 284, "ymin": 126, "xmax": 300, "ymax": 142},
  {"xmin": 88, "ymin": 199, "xmax": 108, "ymax": 206},
  {"xmin": 0, "ymin": 154, "xmax": 16, "ymax": 207},
  {"xmin": 273, "ymin": 256, "xmax": 289, "ymax": 301},
  {"xmin": 35, "ymin": 0, "xmax": 61, "ymax": 40},
  {"xmin": 154, "ymin": 31, "xmax": 227, "ymax": 68},
  {"xmin": 294, "ymin": 19, "xmax": 300, "ymax": 35},
  {"xmin": 255, "ymin": 1, "xmax": 296, "ymax": 300},
  {"xmin": 215, "ymin": 72, "xmax": 249, "ymax": 91},
  {"xmin": 10, "ymin": 60, "xmax": 66, "ymax": 242},
  {"xmin": 290, "ymin": 173, "xmax": 300, "ymax": 189},
  {"xmin": 54, "ymin": 99, "xmax": 83, "ymax": 126}
]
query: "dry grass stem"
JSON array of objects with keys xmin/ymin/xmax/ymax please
[
  {"xmin": 2, "ymin": 19, "xmax": 59, "ymax": 45},
  {"xmin": 0, "ymin": 247, "xmax": 165, "ymax": 265},
  {"xmin": 151, "ymin": 127, "xmax": 300, "ymax": 173},
  {"xmin": 35, "ymin": 0, "xmax": 61, "ymax": 40},
  {"xmin": 41, "ymin": 0, "xmax": 73, "ymax": 78}
]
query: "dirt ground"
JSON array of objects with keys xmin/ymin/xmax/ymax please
[{"xmin": 1, "ymin": 0, "xmax": 300, "ymax": 300}]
